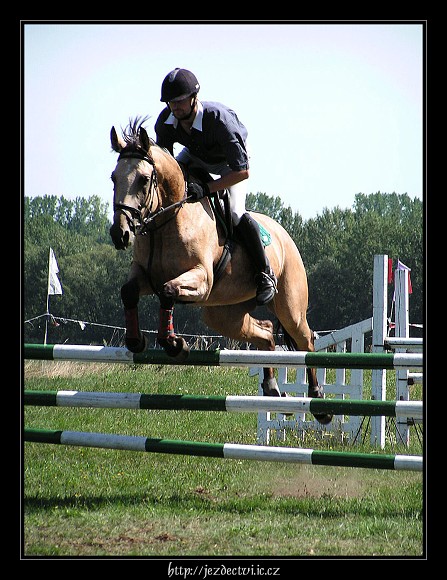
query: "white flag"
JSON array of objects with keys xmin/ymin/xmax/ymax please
[{"xmin": 48, "ymin": 248, "xmax": 63, "ymax": 295}]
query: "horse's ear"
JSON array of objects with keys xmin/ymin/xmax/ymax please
[
  {"xmin": 111, "ymin": 126, "xmax": 126, "ymax": 152},
  {"xmin": 139, "ymin": 126, "xmax": 151, "ymax": 153}
]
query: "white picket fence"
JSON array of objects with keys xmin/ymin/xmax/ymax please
[{"xmin": 253, "ymin": 254, "xmax": 422, "ymax": 448}]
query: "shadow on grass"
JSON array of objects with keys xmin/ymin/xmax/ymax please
[{"xmin": 24, "ymin": 492, "xmax": 422, "ymax": 520}]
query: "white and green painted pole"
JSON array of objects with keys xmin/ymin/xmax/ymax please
[
  {"xmin": 24, "ymin": 343, "xmax": 423, "ymax": 369},
  {"xmin": 24, "ymin": 390, "xmax": 423, "ymax": 419},
  {"xmin": 24, "ymin": 428, "xmax": 422, "ymax": 471}
]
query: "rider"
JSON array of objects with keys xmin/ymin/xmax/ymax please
[{"xmin": 154, "ymin": 68, "xmax": 277, "ymax": 306}]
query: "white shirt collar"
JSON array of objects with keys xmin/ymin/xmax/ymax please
[{"xmin": 165, "ymin": 100, "xmax": 203, "ymax": 131}]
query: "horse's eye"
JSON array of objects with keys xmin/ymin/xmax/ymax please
[{"xmin": 140, "ymin": 175, "xmax": 150, "ymax": 187}]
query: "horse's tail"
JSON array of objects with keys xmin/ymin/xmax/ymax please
[
  {"xmin": 277, "ymin": 322, "xmax": 316, "ymax": 352},
  {"xmin": 277, "ymin": 322, "xmax": 298, "ymax": 351}
]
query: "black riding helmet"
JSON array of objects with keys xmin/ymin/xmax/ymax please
[{"xmin": 160, "ymin": 68, "xmax": 200, "ymax": 103}]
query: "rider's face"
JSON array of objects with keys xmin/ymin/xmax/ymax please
[{"xmin": 168, "ymin": 96, "xmax": 195, "ymax": 120}]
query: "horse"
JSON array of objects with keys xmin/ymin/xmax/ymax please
[{"xmin": 109, "ymin": 117, "xmax": 332, "ymax": 425}]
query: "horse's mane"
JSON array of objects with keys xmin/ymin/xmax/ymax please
[
  {"xmin": 121, "ymin": 116, "xmax": 157, "ymax": 149},
  {"xmin": 121, "ymin": 115, "xmax": 175, "ymax": 161}
]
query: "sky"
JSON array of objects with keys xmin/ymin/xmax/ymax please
[{"xmin": 23, "ymin": 21, "xmax": 424, "ymax": 222}]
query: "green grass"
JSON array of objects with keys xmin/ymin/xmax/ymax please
[{"xmin": 23, "ymin": 361, "xmax": 424, "ymax": 558}]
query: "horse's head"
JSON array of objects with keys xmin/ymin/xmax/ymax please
[
  {"xmin": 109, "ymin": 118, "xmax": 159, "ymax": 249},
  {"xmin": 110, "ymin": 117, "xmax": 189, "ymax": 249}
]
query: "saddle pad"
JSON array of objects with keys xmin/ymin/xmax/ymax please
[{"xmin": 258, "ymin": 222, "xmax": 272, "ymax": 247}]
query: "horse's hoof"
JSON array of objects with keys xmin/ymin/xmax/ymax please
[
  {"xmin": 262, "ymin": 377, "xmax": 281, "ymax": 397},
  {"xmin": 281, "ymin": 392, "xmax": 294, "ymax": 417},
  {"xmin": 308, "ymin": 384, "xmax": 324, "ymax": 399},
  {"xmin": 313, "ymin": 413, "xmax": 333, "ymax": 425},
  {"xmin": 159, "ymin": 336, "xmax": 190, "ymax": 360},
  {"xmin": 125, "ymin": 333, "xmax": 148, "ymax": 353},
  {"xmin": 171, "ymin": 338, "xmax": 190, "ymax": 362},
  {"xmin": 308, "ymin": 385, "xmax": 332, "ymax": 424}
]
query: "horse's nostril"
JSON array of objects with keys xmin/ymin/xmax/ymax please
[{"xmin": 110, "ymin": 223, "xmax": 126, "ymax": 250}]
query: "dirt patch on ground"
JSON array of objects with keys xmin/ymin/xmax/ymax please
[{"xmin": 267, "ymin": 466, "xmax": 365, "ymax": 499}]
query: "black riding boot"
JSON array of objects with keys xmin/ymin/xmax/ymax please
[{"xmin": 235, "ymin": 213, "xmax": 278, "ymax": 305}]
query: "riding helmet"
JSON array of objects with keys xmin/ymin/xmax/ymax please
[{"xmin": 160, "ymin": 68, "xmax": 200, "ymax": 102}]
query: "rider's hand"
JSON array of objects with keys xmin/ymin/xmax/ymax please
[{"xmin": 187, "ymin": 182, "xmax": 210, "ymax": 201}]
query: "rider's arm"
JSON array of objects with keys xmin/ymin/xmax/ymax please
[
  {"xmin": 210, "ymin": 109, "xmax": 249, "ymax": 193},
  {"xmin": 207, "ymin": 169, "xmax": 249, "ymax": 194},
  {"xmin": 154, "ymin": 109, "xmax": 175, "ymax": 155}
]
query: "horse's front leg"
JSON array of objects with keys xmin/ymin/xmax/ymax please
[
  {"xmin": 121, "ymin": 275, "xmax": 148, "ymax": 353},
  {"xmin": 157, "ymin": 266, "xmax": 211, "ymax": 360}
]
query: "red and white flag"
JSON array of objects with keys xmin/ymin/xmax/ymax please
[{"xmin": 396, "ymin": 259, "xmax": 413, "ymax": 294}]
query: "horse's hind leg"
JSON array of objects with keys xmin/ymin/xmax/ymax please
[
  {"xmin": 303, "ymin": 330, "xmax": 332, "ymax": 425},
  {"xmin": 202, "ymin": 303, "xmax": 282, "ymax": 397},
  {"xmin": 279, "ymin": 314, "xmax": 332, "ymax": 425}
]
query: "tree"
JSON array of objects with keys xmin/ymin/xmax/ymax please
[
  {"xmin": 23, "ymin": 192, "xmax": 423, "ymax": 344},
  {"xmin": 24, "ymin": 195, "xmax": 110, "ymax": 242},
  {"xmin": 301, "ymin": 194, "xmax": 423, "ymax": 331},
  {"xmin": 246, "ymin": 193, "xmax": 287, "ymax": 222}
]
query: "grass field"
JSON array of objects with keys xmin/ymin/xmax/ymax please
[{"xmin": 23, "ymin": 360, "xmax": 424, "ymax": 559}]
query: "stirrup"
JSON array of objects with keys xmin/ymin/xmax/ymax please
[{"xmin": 255, "ymin": 271, "xmax": 278, "ymax": 305}]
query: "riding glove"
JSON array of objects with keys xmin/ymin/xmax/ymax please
[{"xmin": 187, "ymin": 182, "xmax": 210, "ymax": 201}]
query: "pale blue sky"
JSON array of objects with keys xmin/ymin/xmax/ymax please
[{"xmin": 24, "ymin": 22, "xmax": 424, "ymax": 221}]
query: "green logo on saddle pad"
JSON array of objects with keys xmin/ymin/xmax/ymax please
[{"xmin": 258, "ymin": 223, "xmax": 272, "ymax": 247}]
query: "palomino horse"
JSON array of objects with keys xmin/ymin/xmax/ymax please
[{"xmin": 110, "ymin": 118, "xmax": 331, "ymax": 425}]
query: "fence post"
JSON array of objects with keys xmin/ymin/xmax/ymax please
[
  {"xmin": 395, "ymin": 268, "xmax": 410, "ymax": 445},
  {"xmin": 371, "ymin": 254, "xmax": 387, "ymax": 448}
]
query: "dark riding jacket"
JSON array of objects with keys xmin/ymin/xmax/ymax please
[{"xmin": 154, "ymin": 100, "xmax": 249, "ymax": 172}]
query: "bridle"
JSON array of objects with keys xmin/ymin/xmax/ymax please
[{"xmin": 113, "ymin": 148, "xmax": 189, "ymax": 235}]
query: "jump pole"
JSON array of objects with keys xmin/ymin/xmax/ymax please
[
  {"xmin": 24, "ymin": 390, "xmax": 423, "ymax": 420},
  {"xmin": 24, "ymin": 428, "xmax": 422, "ymax": 472},
  {"xmin": 24, "ymin": 344, "xmax": 422, "ymax": 369}
]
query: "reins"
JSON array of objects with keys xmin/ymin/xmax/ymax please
[{"xmin": 114, "ymin": 147, "xmax": 190, "ymax": 236}]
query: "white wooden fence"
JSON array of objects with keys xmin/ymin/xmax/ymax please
[{"xmin": 253, "ymin": 255, "xmax": 422, "ymax": 448}]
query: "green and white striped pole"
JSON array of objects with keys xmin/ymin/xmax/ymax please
[
  {"xmin": 24, "ymin": 390, "xmax": 423, "ymax": 419},
  {"xmin": 24, "ymin": 428, "xmax": 423, "ymax": 472},
  {"xmin": 24, "ymin": 344, "xmax": 423, "ymax": 369}
]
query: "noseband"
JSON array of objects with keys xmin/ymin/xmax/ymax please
[{"xmin": 113, "ymin": 148, "xmax": 188, "ymax": 235}]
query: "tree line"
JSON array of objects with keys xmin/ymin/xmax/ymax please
[{"xmin": 23, "ymin": 192, "xmax": 423, "ymax": 346}]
